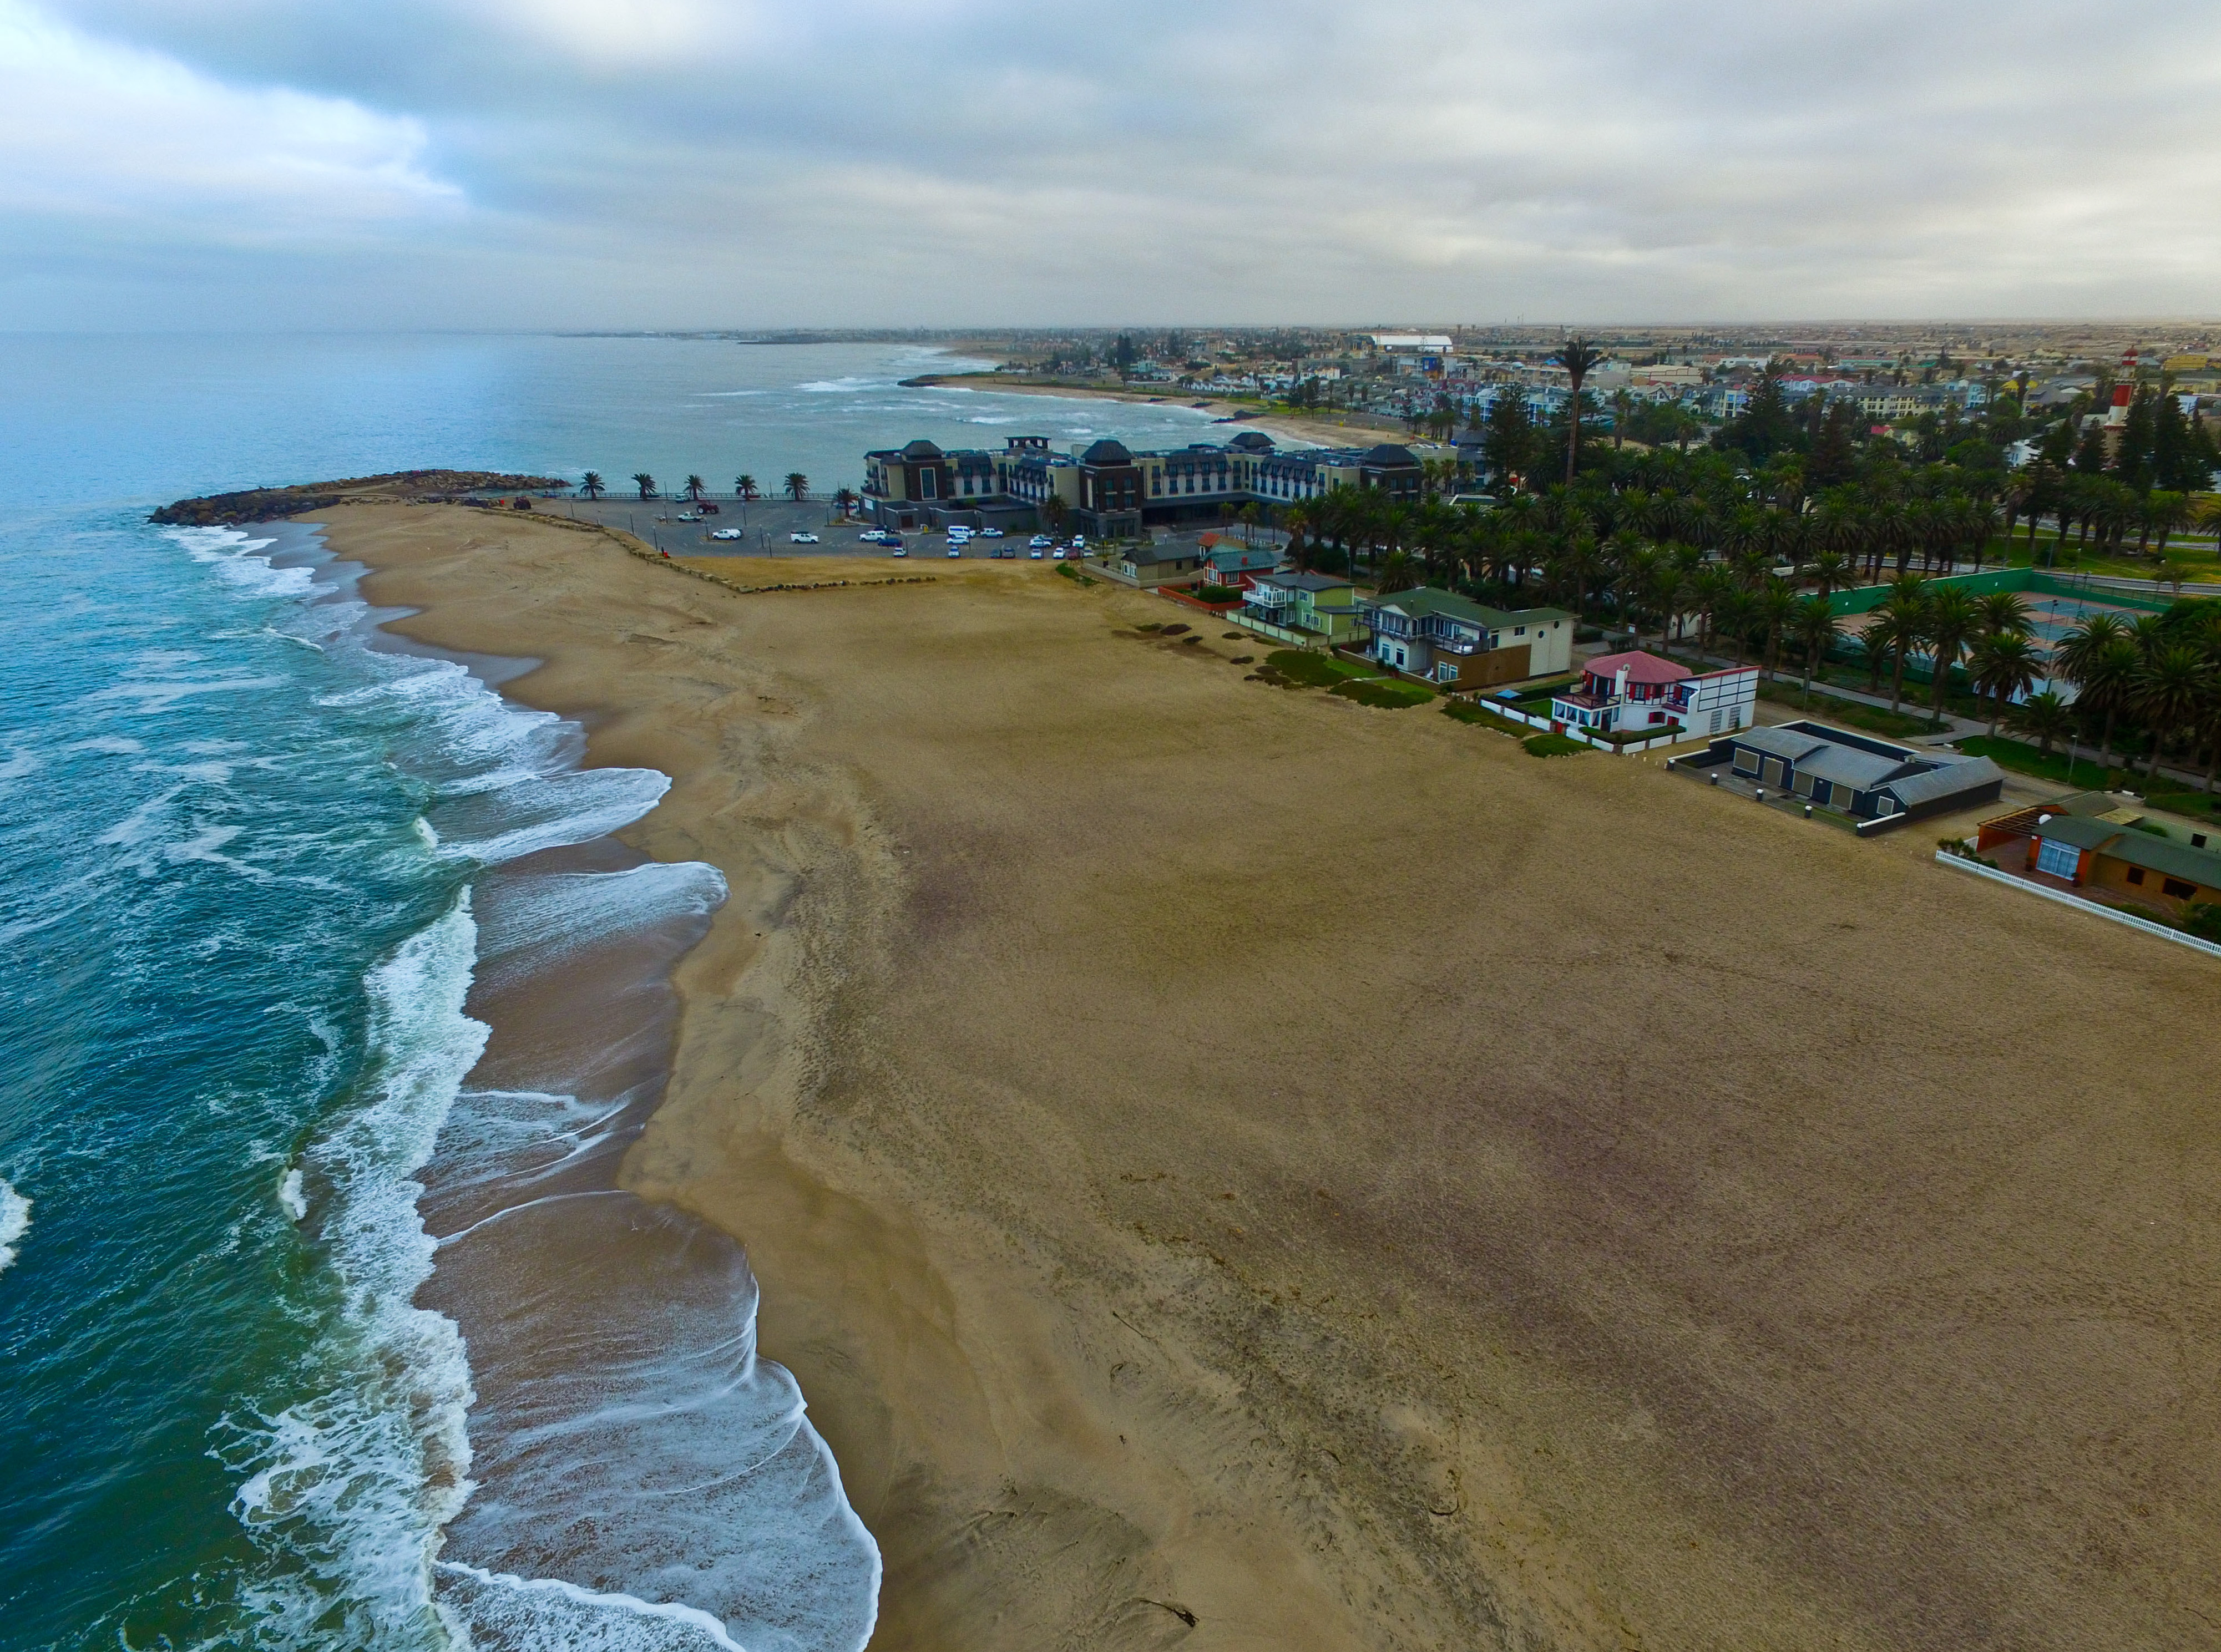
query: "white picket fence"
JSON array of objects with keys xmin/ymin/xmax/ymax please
[{"xmin": 1475, "ymin": 697, "xmax": 1693, "ymax": 755}]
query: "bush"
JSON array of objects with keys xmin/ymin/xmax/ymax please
[
  {"xmin": 1523, "ymin": 733, "xmax": 1586, "ymax": 758},
  {"xmin": 1195, "ymin": 585, "xmax": 1243, "ymax": 604},
  {"xmin": 1158, "ymin": 622, "xmax": 1190, "ymax": 635}
]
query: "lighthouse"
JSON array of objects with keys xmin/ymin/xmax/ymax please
[{"xmin": 2106, "ymin": 349, "xmax": 2137, "ymax": 428}]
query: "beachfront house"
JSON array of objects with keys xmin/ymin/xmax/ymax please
[
  {"xmin": 1549, "ymin": 651, "xmax": 1757, "ymax": 737},
  {"xmin": 1355, "ymin": 587, "xmax": 1572, "ymax": 688},
  {"xmin": 1104, "ymin": 543, "xmax": 1204, "ymax": 587},
  {"xmin": 1704, "ymin": 721, "xmax": 2004, "ymax": 824},
  {"xmin": 1976, "ymin": 797, "xmax": 2221, "ymax": 911},
  {"xmin": 1237, "ymin": 572, "xmax": 1365, "ymax": 646}
]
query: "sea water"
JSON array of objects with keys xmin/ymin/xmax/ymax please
[{"xmin": 0, "ymin": 336, "xmax": 1227, "ymax": 1651}]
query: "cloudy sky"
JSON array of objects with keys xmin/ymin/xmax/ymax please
[{"xmin": 3, "ymin": 0, "xmax": 2217, "ymax": 330}]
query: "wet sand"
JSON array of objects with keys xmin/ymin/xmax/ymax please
[
  {"xmin": 905, "ymin": 376, "xmax": 1403, "ymax": 450},
  {"xmin": 323, "ymin": 500, "xmax": 2221, "ymax": 1651}
]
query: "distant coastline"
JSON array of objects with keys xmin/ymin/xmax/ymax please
[{"xmin": 900, "ymin": 371, "xmax": 1405, "ymax": 449}]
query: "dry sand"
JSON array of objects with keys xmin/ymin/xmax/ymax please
[{"xmin": 323, "ymin": 501, "xmax": 2221, "ymax": 1652}]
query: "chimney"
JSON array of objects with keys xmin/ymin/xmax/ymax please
[{"xmin": 1615, "ymin": 663, "xmax": 1631, "ymax": 700}]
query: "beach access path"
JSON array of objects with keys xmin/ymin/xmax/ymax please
[{"xmin": 322, "ymin": 502, "xmax": 2221, "ymax": 1652}]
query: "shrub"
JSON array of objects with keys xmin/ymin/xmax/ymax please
[
  {"xmin": 1222, "ymin": 632, "xmax": 1246, "ymax": 640},
  {"xmin": 1159, "ymin": 622, "xmax": 1190, "ymax": 635},
  {"xmin": 1195, "ymin": 585, "xmax": 1243, "ymax": 603},
  {"xmin": 1229, "ymin": 655, "xmax": 1254, "ymax": 665},
  {"xmin": 1522, "ymin": 733, "xmax": 1586, "ymax": 758}
]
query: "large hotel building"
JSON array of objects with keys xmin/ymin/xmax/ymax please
[{"xmin": 862, "ymin": 430, "xmax": 1444, "ymax": 539}]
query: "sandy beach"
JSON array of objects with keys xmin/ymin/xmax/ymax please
[{"xmin": 325, "ymin": 500, "xmax": 2221, "ymax": 1651}]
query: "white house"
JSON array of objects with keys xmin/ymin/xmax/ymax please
[{"xmin": 1549, "ymin": 651, "xmax": 1756, "ymax": 738}]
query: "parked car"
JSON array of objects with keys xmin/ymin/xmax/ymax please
[
  {"xmin": 1029, "ymin": 534, "xmax": 1053, "ymax": 549},
  {"xmin": 1051, "ymin": 549, "xmax": 1067, "ymax": 560},
  {"xmin": 978, "ymin": 527, "xmax": 1004, "ymax": 538},
  {"xmin": 1070, "ymin": 536, "xmax": 1087, "ymax": 551},
  {"xmin": 996, "ymin": 547, "xmax": 1016, "ymax": 559},
  {"xmin": 883, "ymin": 535, "xmax": 903, "ymax": 550},
  {"xmin": 1028, "ymin": 549, "xmax": 1044, "ymax": 560},
  {"xmin": 709, "ymin": 528, "xmax": 743, "ymax": 541},
  {"xmin": 789, "ymin": 532, "xmax": 819, "ymax": 544},
  {"xmin": 946, "ymin": 546, "xmax": 962, "ymax": 558},
  {"xmin": 859, "ymin": 529, "xmax": 888, "ymax": 543},
  {"xmin": 676, "ymin": 511, "xmax": 700, "ymax": 523},
  {"xmin": 891, "ymin": 546, "xmax": 907, "ymax": 558}
]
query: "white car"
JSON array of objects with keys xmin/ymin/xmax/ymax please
[
  {"xmin": 1070, "ymin": 536, "xmax": 1087, "ymax": 551},
  {"xmin": 858, "ymin": 529, "xmax": 888, "ymax": 543},
  {"xmin": 1029, "ymin": 534, "xmax": 1053, "ymax": 549},
  {"xmin": 978, "ymin": 527, "xmax": 1004, "ymax": 539},
  {"xmin": 947, "ymin": 546, "xmax": 962, "ymax": 558},
  {"xmin": 709, "ymin": 528, "xmax": 743, "ymax": 541},
  {"xmin": 891, "ymin": 547, "xmax": 907, "ymax": 558},
  {"xmin": 1051, "ymin": 549, "xmax": 1067, "ymax": 560},
  {"xmin": 1029, "ymin": 549, "xmax": 1044, "ymax": 560},
  {"xmin": 789, "ymin": 532, "xmax": 819, "ymax": 544}
]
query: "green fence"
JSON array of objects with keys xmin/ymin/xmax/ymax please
[{"xmin": 1828, "ymin": 566, "xmax": 2177, "ymax": 618}]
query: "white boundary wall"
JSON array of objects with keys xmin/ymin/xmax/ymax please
[{"xmin": 1935, "ymin": 851, "xmax": 2221, "ymax": 960}]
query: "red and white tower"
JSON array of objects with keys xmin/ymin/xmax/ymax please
[{"xmin": 2107, "ymin": 349, "xmax": 2137, "ymax": 427}]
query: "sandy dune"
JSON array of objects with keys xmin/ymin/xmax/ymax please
[{"xmin": 327, "ymin": 503, "xmax": 2221, "ymax": 1652}]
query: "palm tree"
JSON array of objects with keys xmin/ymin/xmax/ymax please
[
  {"xmin": 631, "ymin": 472, "xmax": 657, "ymax": 500},
  {"xmin": 1921, "ymin": 587, "xmax": 1982, "ymax": 722},
  {"xmin": 1714, "ymin": 587, "xmax": 1759, "ymax": 667},
  {"xmin": 1976, "ymin": 591, "xmax": 2031, "ymax": 640},
  {"xmin": 1967, "ymin": 632, "xmax": 2042, "ymax": 734},
  {"xmin": 735, "ymin": 474, "xmax": 760, "ymax": 501},
  {"xmin": 1041, "ymin": 494, "xmax": 1069, "ymax": 537},
  {"xmin": 833, "ymin": 487, "xmax": 859, "ymax": 519},
  {"xmin": 1550, "ymin": 336, "xmax": 1604, "ymax": 484},
  {"xmin": 2056, "ymin": 616, "xmax": 2136, "ymax": 769},
  {"xmin": 682, "ymin": 475, "xmax": 706, "ymax": 502},
  {"xmin": 783, "ymin": 472, "xmax": 810, "ymax": 501},
  {"xmin": 578, "ymin": 472, "xmax": 606, "ymax": 500},
  {"xmin": 2007, "ymin": 690, "xmax": 2078, "ymax": 766},
  {"xmin": 2133, "ymin": 643, "xmax": 2216, "ymax": 782},
  {"xmin": 1865, "ymin": 595, "xmax": 1926, "ymax": 713},
  {"xmin": 1757, "ymin": 577, "xmax": 1799, "ymax": 680},
  {"xmin": 1792, "ymin": 595, "xmax": 1840, "ymax": 707}
]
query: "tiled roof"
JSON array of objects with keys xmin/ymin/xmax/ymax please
[{"xmin": 1585, "ymin": 650, "xmax": 1691, "ymax": 686}]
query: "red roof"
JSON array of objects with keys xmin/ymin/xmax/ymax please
[{"xmin": 1583, "ymin": 650, "xmax": 1691, "ymax": 686}]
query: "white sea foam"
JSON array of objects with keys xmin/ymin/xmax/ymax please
[
  {"xmin": 67, "ymin": 736, "xmax": 144, "ymax": 755},
  {"xmin": 168, "ymin": 526, "xmax": 327, "ymax": 599},
  {"xmin": 437, "ymin": 1563, "xmax": 746, "ymax": 1651},
  {"xmin": 223, "ymin": 891, "xmax": 487, "ymax": 1644},
  {"xmin": 0, "ymin": 1180, "xmax": 29, "ymax": 1274},
  {"xmin": 278, "ymin": 1168, "xmax": 307, "ymax": 1222},
  {"xmin": 474, "ymin": 862, "xmax": 726, "ymax": 995},
  {"xmin": 0, "ymin": 748, "xmax": 36, "ymax": 782}
]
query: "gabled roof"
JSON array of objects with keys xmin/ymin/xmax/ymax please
[
  {"xmin": 1585, "ymin": 650, "xmax": 1692, "ymax": 686},
  {"xmin": 1363, "ymin": 586, "xmax": 1569, "ymax": 631},
  {"xmin": 1883, "ymin": 757, "xmax": 2004, "ymax": 807},
  {"xmin": 1363, "ymin": 443, "xmax": 1419, "ymax": 467},
  {"xmin": 1729, "ymin": 724, "xmax": 1833, "ymax": 762},
  {"xmin": 2039, "ymin": 813, "xmax": 2221, "ymax": 884},
  {"xmin": 1257, "ymin": 572, "xmax": 1352, "ymax": 592},
  {"xmin": 1796, "ymin": 744, "xmax": 1914, "ymax": 790}
]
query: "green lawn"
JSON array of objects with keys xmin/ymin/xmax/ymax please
[
  {"xmin": 1757, "ymin": 677, "xmax": 1946, "ymax": 738},
  {"xmin": 1332, "ymin": 677, "xmax": 1434, "ymax": 709},
  {"xmin": 1441, "ymin": 701, "xmax": 1531, "ymax": 737},
  {"xmin": 1522, "ymin": 733, "xmax": 1586, "ymax": 758},
  {"xmin": 1264, "ymin": 647, "xmax": 1375, "ymax": 687}
]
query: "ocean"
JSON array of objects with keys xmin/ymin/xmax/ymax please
[{"xmin": 0, "ymin": 336, "xmax": 1231, "ymax": 1651}]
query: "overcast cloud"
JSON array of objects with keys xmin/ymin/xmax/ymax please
[{"xmin": 3, "ymin": 0, "xmax": 2218, "ymax": 328}]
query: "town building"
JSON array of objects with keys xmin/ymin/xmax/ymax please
[
  {"xmin": 862, "ymin": 432, "xmax": 1438, "ymax": 540},
  {"xmin": 1355, "ymin": 587, "xmax": 1572, "ymax": 688},
  {"xmin": 1549, "ymin": 651, "xmax": 1757, "ymax": 738}
]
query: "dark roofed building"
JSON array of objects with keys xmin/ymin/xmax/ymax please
[{"xmin": 1703, "ymin": 721, "xmax": 2003, "ymax": 828}]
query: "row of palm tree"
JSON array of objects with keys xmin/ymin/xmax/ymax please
[
  {"xmin": 2013, "ymin": 608, "xmax": 2221, "ymax": 789},
  {"xmin": 569, "ymin": 471, "xmax": 814, "ymax": 502}
]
